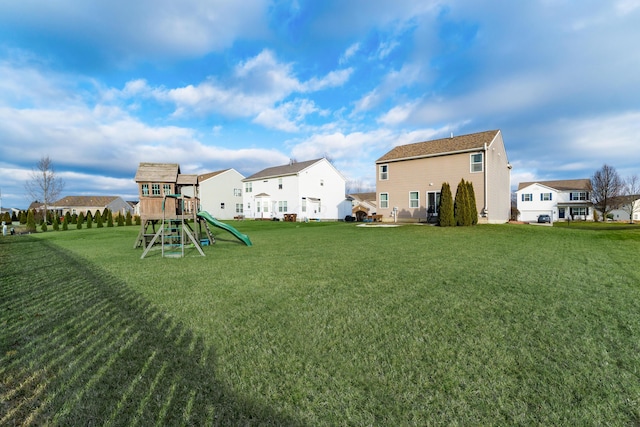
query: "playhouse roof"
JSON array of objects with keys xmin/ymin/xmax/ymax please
[
  {"xmin": 134, "ymin": 163, "xmax": 180, "ymax": 183},
  {"xmin": 177, "ymin": 174, "xmax": 198, "ymax": 185}
]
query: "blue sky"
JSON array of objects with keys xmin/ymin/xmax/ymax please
[{"xmin": 1, "ymin": 0, "xmax": 639, "ymax": 209}]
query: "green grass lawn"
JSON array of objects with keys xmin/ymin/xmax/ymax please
[{"xmin": 2, "ymin": 221, "xmax": 640, "ymax": 425}]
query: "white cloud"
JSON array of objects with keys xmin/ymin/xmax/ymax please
[
  {"xmin": 354, "ymin": 64, "xmax": 423, "ymax": 114},
  {"xmin": 138, "ymin": 50, "xmax": 351, "ymax": 122},
  {"xmin": 340, "ymin": 43, "xmax": 360, "ymax": 65},
  {"xmin": 0, "ymin": 0, "xmax": 271, "ymax": 62},
  {"xmin": 560, "ymin": 111, "xmax": 640, "ymax": 162}
]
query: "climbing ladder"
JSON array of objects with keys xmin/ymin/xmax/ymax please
[{"xmin": 140, "ymin": 194, "xmax": 204, "ymax": 259}]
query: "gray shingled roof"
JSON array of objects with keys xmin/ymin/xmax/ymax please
[
  {"xmin": 134, "ymin": 163, "xmax": 180, "ymax": 182},
  {"xmin": 52, "ymin": 196, "xmax": 120, "ymax": 207},
  {"xmin": 517, "ymin": 179, "xmax": 591, "ymax": 191},
  {"xmin": 244, "ymin": 158, "xmax": 323, "ymax": 181},
  {"xmin": 376, "ymin": 130, "xmax": 500, "ymax": 163}
]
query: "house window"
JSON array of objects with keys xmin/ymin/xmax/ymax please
[
  {"xmin": 142, "ymin": 184, "xmax": 149, "ymax": 196},
  {"xmin": 521, "ymin": 193, "xmax": 533, "ymax": 202},
  {"xmin": 470, "ymin": 153, "xmax": 483, "ymax": 173},
  {"xmin": 427, "ymin": 191, "xmax": 441, "ymax": 214},
  {"xmin": 541, "ymin": 193, "xmax": 552, "ymax": 201},
  {"xmin": 234, "ymin": 188, "xmax": 242, "ymax": 196},
  {"xmin": 302, "ymin": 199, "xmax": 307, "ymax": 212},
  {"xmin": 559, "ymin": 208, "xmax": 565, "ymax": 219},
  {"xmin": 236, "ymin": 203, "xmax": 243, "ymax": 214},
  {"xmin": 278, "ymin": 178, "xmax": 283, "ymax": 190},
  {"xmin": 263, "ymin": 202, "xmax": 269, "ymax": 212},
  {"xmin": 570, "ymin": 207, "xmax": 588, "ymax": 217},
  {"xmin": 152, "ymin": 184, "xmax": 161, "ymax": 196},
  {"xmin": 380, "ymin": 193, "xmax": 389, "ymax": 209},
  {"xmin": 257, "ymin": 201, "xmax": 261, "ymax": 213},
  {"xmin": 409, "ymin": 191, "xmax": 419, "ymax": 208},
  {"xmin": 163, "ymin": 184, "xmax": 171, "ymax": 196},
  {"xmin": 245, "ymin": 182, "xmax": 252, "ymax": 193},
  {"xmin": 221, "ymin": 203, "xmax": 225, "ymax": 209},
  {"xmin": 278, "ymin": 201, "xmax": 287, "ymax": 212},
  {"xmin": 379, "ymin": 164, "xmax": 388, "ymax": 180},
  {"xmin": 570, "ymin": 191, "xmax": 588, "ymax": 201}
]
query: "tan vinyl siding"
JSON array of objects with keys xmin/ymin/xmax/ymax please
[
  {"xmin": 376, "ymin": 151, "xmax": 485, "ymax": 221},
  {"xmin": 485, "ymin": 132, "xmax": 511, "ymax": 223}
]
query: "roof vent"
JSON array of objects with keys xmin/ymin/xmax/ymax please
[{"xmin": 450, "ymin": 132, "xmax": 454, "ymax": 139}]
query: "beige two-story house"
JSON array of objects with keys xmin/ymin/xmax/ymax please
[{"xmin": 375, "ymin": 129, "xmax": 511, "ymax": 223}]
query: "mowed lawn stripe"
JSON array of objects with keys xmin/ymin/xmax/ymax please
[{"xmin": 2, "ymin": 222, "xmax": 640, "ymax": 425}]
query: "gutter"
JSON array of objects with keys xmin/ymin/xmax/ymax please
[{"xmin": 484, "ymin": 142, "xmax": 488, "ymax": 217}]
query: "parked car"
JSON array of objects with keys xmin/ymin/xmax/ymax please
[{"xmin": 537, "ymin": 214, "xmax": 551, "ymax": 223}]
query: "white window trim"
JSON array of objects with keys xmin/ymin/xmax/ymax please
[
  {"xmin": 380, "ymin": 192, "xmax": 389, "ymax": 209},
  {"xmin": 409, "ymin": 191, "xmax": 419, "ymax": 208},
  {"xmin": 379, "ymin": 164, "xmax": 389, "ymax": 181},
  {"xmin": 470, "ymin": 153, "xmax": 483, "ymax": 173}
]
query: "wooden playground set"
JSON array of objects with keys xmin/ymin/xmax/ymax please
[{"xmin": 134, "ymin": 163, "xmax": 252, "ymax": 259}]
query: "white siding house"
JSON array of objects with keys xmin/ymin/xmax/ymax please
[
  {"xmin": 196, "ymin": 169, "xmax": 245, "ymax": 220},
  {"xmin": 242, "ymin": 158, "xmax": 350, "ymax": 221},
  {"xmin": 516, "ymin": 179, "xmax": 593, "ymax": 222},
  {"xmin": 606, "ymin": 196, "xmax": 640, "ymax": 222}
]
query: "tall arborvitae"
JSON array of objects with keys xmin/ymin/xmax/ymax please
[
  {"xmin": 20, "ymin": 210, "xmax": 27, "ymax": 224},
  {"xmin": 438, "ymin": 182, "xmax": 455, "ymax": 227},
  {"xmin": 96, "ymin": 211, "xmax": 104, "ymax": 228},
  {"xmin": 125, "ymin": 210, "xmax": 132, "ymax": 226},
  {"xmin": 117, "ymin": 212, "xmax": 124, "ymax": 226},
  {"xmin": 94, "ymin": 210, "xmax": 101, "ymax": 223},
  {"xmin": 102, "ymin": 208, "xmax": 109, "ymax": 223},
  {"xmin": 466, "ymin": 180, "xmax": 478, "ymax": 225},
  {"xmin": 26, "ymin": 209, "xmax": 37, "ymax": 233},
  {"xmin": 77, "ymin": 212, "xmax": 84, "ymax": 230},
  {"xmin": 65, "ymin": 211, "xmax": 72, "ymax": 225},
  {"xmin": 454, "ymin": 179, "xmax": 469, "ymax": 226},
  {"xmin": 86, "ymin": 211, "xmax": 93, "ymax": 228},
  {"xmin": 52, "ymin": 215, "xmax": 59, "ymax": 231},
  {"xmin": 107, "ymin": 210, "xmax": 114, "ymax": 227},
  {"xmin": 62, "ymin": 215, "xmax": 68, "ymax": 231}
]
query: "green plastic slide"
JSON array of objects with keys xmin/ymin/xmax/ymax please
[{"xmin": 197, "ymin": 211, "xmax": 252, "ymax": 246}]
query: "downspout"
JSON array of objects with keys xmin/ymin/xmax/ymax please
[{"xmin": 483, "ymin": 142, "xmax": 488, "ymax": 218}]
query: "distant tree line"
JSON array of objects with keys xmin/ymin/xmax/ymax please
[{"xmin": 13, "ymin": 208, "xmax": 138, "ymax": 233}]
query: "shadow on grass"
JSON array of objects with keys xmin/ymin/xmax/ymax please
[{"xmin": 0, "ymin": 236, "xmax": 302, "ymax": 426}]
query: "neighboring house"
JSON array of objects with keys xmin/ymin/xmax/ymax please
[
  {"xmin": 606, "ymin": 195, "xmax": 640, "ymax": 222},
  {"xmin": 128, "ymin": 201, "xmax": 140, "ymax": 216},
  {"xmin": 348, "ymin": 192, "xmax": 377, "ymax": 221},
  {"xmin": 375, "ymin": 129, "xmax": 511, "ymax": 223},
  {"xmin": 242, "ymin": 158, "xmax": 351, "ymax": 221},
  {"xmin": 196, "ymin": 169, "xmax": 245, "ymax": 220},
  {"xmin": 516, "ymin": 179, "xmax": 592, "ymax": 222},
  {"xmin": 50, "ymin": 195, "xmax": 134, "ymax": 218}
]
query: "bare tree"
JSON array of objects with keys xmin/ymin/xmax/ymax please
[
  {"xmin": 346, "ymin": 179, "xmax": 368, "ymax": 194},
  {"xmin": 621, "ymin": 174, "xmax": 640, "ymax": 223},
  {"xmin": 25, "ymin": 156, "xmax": 65, "ymax": 222},
  {"xmin": 589, "ymin": 164, "xmax": 622, "ymax": 221}
]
